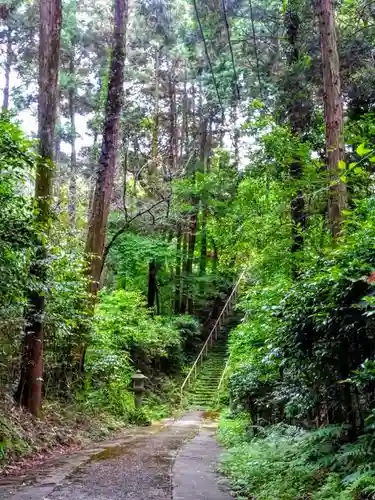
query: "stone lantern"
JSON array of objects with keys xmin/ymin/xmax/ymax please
[{"xmin": 132, "ymin": 370, "xmax": 148, "ymax": 408}]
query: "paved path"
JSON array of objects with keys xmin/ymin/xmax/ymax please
[
  {"xmin": 0, "ymin": 412, "xmax": 233, "ymax": 500},
  {"xmin": 173, "ymin": 426, "xmax": 232, "ymax": 500}
]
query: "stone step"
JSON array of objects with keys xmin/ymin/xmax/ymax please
[
  {"xmin": 191, "ymin": 387, "xmax": 220, "ymax": 392},
  {"xmin": 189, "ymin": 387, "xmax": 219, "ymax": 392},
  {"xmin": 194, "ymin": 378, "xmax": 222, "ymax": 384},
  {"xmin": 191, "ymin": 386, "xmax": 220, "ymax": 390},
  {"xmin": 192, "ymin": 386, "xmax": 220, "ymax": 390}
]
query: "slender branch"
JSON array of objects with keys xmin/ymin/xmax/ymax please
[
  {"xmin": 101, "ymin": 137, "xmax": 200, "ymax": 271},
  {"xmin": 101, "ymin": 196, "xmax": 170, "ymax": 270}
]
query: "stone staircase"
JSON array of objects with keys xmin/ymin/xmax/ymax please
[
  {"xmin": 180, "ymin": 272, "xmax": 245, "ymax": 410},
  {"xmin": 185, "ymin": 316, "xmax": 240, "ymax": 410}
]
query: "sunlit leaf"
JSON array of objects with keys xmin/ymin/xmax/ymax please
[{"xmin": 356, "ymin": 143, "xmax": 371, "ymax": 156}]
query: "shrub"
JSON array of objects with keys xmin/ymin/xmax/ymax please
[
  {"xmin": 83, "ymin": 289, "xmax": 188, "ymax": 416},
  {"xmin": 219, "ymin": 415, "xmax": 375, "ymax": 500}
]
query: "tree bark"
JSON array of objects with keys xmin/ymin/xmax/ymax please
[
  {"xmin": 168, "ymin": 60, "xmax": 177, "ymax": 176},
  {"xmin": 151, "ymin": 45, "xmax": 160, "ymax": 161},
  {"xmin": 15, "ymin": 0, "xmax": 62, "ymax": 415},
  {"xmin": 85, "ymin": 0, "xmax": 128, "ymax": 296},
  {"xmin": 182, "ymin": 65, "xmax": 189, "ymax": 164},
  {"xmin": 314, "ymin": 0, "xmax": 346, "ymax": 237},
  {"xmin": 87, "ymin": 130, "xmax": 98, "ymax": 219},
  {"xmin": 2, "ymin": 22, "xmax": 12, "ymax": 112},
  {"xmin": 68, "ymin": 52, "xmax": 77, "ymax": 227},
  {"xmin": 53, "ymin": 94, "xmax": 63, "ymax": 209}
]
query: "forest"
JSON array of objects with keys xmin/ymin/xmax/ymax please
[{"xmin": 2, "ymin": 0, "xmax": 375, "ymax": 498}]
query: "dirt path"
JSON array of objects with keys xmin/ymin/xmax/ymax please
[{"xmin": 0, "ymin": 412, "xmax": 232, "ymax": 500}]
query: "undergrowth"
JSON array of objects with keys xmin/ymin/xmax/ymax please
[
  {"xmin": 0, "ymin": 391, "xmax": 138, "ymax": 468},
  {"xmin": 0, "ymin": 377, "xmax": 179, "ymax": 469},
  {"xmin": 218, "ymin": 411, "xmax": 375, "ymax": 500}
]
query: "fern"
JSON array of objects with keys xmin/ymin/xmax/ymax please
[{"xmin": 219, "ymin": 416, "xmax": 375, "ymax": 500}]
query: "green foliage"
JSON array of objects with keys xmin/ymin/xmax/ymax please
[
  {"xmin": 219, "ymin": 415, "xmax": 375, "ymax": 500},
  {"xmin": 0, "ymin": 118, "xmax": 35, "ymax": 386},
  {"xmin": 220, "ymin": 59, "xmax": 375, "ymax": 493},
  {"xmin": 219, "ymin": 118, "xmax": 375, "ymax": 496},
  {"xmin": 217, "ymin": 410, "xmax": 251, "ymax": 447},
  {"xmin": 44, "ymin": 230, "xmax": 92, "ymax": 396},
  {"xmin": 226, "ymin": 197, "xmax": 375, "ymax": 428},
  {"xmin": 107, "ymin": 232, "xmax": 175, "ymax": 304},
  {"xmin": 81, "ymin": 289, "xmax": 200, "ymax": 416},
  {"xmin": 92, "ymin": 289, "xmax": 181, "ymax": 361}
]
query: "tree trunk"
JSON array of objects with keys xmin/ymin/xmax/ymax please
[
  {"xmin": 151, "ymin": 45, "xmax": 160, "ymax": 161},
  {"xmin": 199, "ymin": 214, "xmax": 207, "ymax": 274},
  {"xmin": 168, "ymin": 64, "xmax": 181, "ymax": 314},
  {"xmin": 314, "ymin": 0, "xmax": 346, "ymax": 238},
  {"xmin": 182, "ymin": 65, "xmax": 189, "ymax": 164},
  {"xmin": 186, "ymin": 213, "xmax": 197, "ymax": 315},
  {"xmin": 285, "ymin": 4, "xmax": 308, "ymax": 272},
  {"xmin": 155, "ymin": 284, "xmax": 161, "ymax": 315},
  {"xmin": 168, "ymin": 60, "xmax": 177, "ymax": 175},
  {"xmin": 200, "ymin": 121, "xmax": 210, "ymax": 278},
  {"xmin": 184, "ymin": 88, "xmax": 205, "ymax": 314},
  {"xmin": 68, "ymin": 52, "xmax": 77, "ymax": 227},
  {"xmin": 87, "ymin": 130, "xmax": 98, "ymax": 219},
  {"xmin": 174, "ymin": 223, "xmax": 182, "ymax": 313},
  {"xmin": 147, "ymin": 260, "xmax": 157, "ymax": 309},
  {"xmin": 15, "ymin": 0, "xmax": 62, "ymax": 415},
  {"xmin": 180, "ymin": 232, "xmax": 188, "ymax": 314},
  {"xmin": 53, "ymin": 94, "xmax": 63, "ymax": 209},
  {"xmin": 2, "ymin": 22, "xmax": 12, "ymax": 112},
  {"xmin": 85, "ymin": 0, "xmax": 128, "ymax": 296},
  {"xmin": 122, "ymin": 135, "xmax": 128, "ymax": 213}
]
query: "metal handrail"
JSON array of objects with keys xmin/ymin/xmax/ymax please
[
  {"xmin": 180, "ymin": 271, "xmax": 245, "ymax": 403},
  {"xmin": 217, "ymin": 354, "xmax": 231, "ymax": 394}
]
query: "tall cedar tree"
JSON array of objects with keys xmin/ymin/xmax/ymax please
[
  {"xmin": 68, "ymin": 15, "xmax": 77, "ymax": 227},
  {"xmin": 85, "ymin": 0, "xmax": 128, "ymax": 295},
  {"xmin": 185, "ymin": 116, "xmax": 207, "ymax": 314},
  {"xmin": 285, "ymin": 3, "xmax": 308, "ymax": 272},
  {"xmin": 2, "ymin": 20, "xmax": 12, "ymax": 111},
  {"xmin": 175, "ymin": 65, "xmax": 189, "ymax": 314},
  {"xmin": 315, "ymin": 0, "xmax": 347, "ymax": 237},
  {"xmin": 146, "ymin": 47, "xmax": 162, "ymax": 310},
  {"xmin": 15, "ymin": 0, "xmax": 62, "ymax": 415}
]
